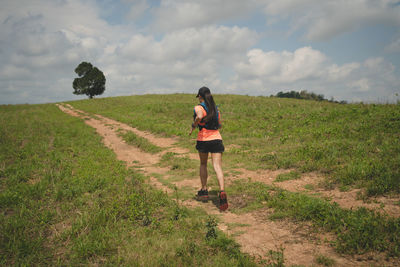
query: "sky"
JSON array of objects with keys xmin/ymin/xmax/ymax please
[{"xmin": 1, "ymin": 0, "xmax": 400, "ymax": 105}]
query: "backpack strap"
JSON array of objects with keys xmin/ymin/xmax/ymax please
[
  {"xmin": 199, "ymin": 102, "xmax": 208, "ymax": 112},
  {"xmin": 193, "ymin": 102, "xmax": 207, "ymax": 120},
  {"xmin": 197, "ymin": 102, "xmax": 220, "ymax": 130}
]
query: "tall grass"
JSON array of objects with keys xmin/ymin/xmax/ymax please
[
  {"xmin": 0, "ymin": 104, "xmax": 256, "ymax": 266},
  {"xmin": 68, "ymin": 94, "xmax": 400, "ymax": 196},
  {"xmin": 228, "ymin": 180, "xmax": 400, "ymax": 256},
  {"xmin": 118, "ymin": 130, "xmax": 163, "ymax": 154}
]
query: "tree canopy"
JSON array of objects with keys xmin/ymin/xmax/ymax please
[
  {"xmin": 73, "ymin": 62, "xmax": 106, "ymax": 99},
  {"xmin": 275, "ymin": 90, "xmax": 347, "ymax": 103}
]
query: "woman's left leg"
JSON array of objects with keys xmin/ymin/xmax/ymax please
[
  {"xmin": 212, "ymin": 152, "xmax": 228, "ymax": 211},
  {"xmin": 211, "ymin": 152, "xmax": 224, "ymax": 191},
  {"xmin": 199, "ymin": 152, "xmax": 209, "ymax": 190}
]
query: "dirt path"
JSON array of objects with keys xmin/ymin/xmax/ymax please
[
  {"xmin": 231, "ymin": 168, "xmax": 400, "ymax": 218},
  {"xmin": 56, "ymin": 103, "xmax": 398, "ymax": 266}
]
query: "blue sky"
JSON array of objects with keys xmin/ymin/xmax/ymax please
[{"xmin": 1, "ymin": 0, "xmax": 400, "ymax": 104}]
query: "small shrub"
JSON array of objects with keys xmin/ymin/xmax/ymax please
[
  {"xmin": 205, "ymin": 216, "xmax": 218, "ymax": 240},
  {"xmin": 315, "ymin": 254, "xmax": 335, "ymax": 266},
  {"xmin": 265, "ymin": 246, "xmax": 285, "ymax": 267}
]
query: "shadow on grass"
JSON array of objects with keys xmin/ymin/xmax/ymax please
[{"xmin": 194, "ymin": 190, "xmax": 224, "ymax": 211}]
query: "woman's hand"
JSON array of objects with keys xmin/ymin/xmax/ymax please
[
  {"xmin": 189, "ymin": 117, "xmax": 200, "ymax": 136},
  {"xmin": 189, "ymin": 123, "xmax": 196, "ymax": 136}
]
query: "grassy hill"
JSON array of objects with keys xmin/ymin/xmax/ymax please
[
  {"xmin": 0, "ymin": 103, "xmax": 255, "ymax": 266},
  {"xmin": 69, "ymin": 94, "xmax": 400, "ymax": 196},
  {"xmin": 1, "ymin": 94, "xmax": 399, "ymax": 265}
]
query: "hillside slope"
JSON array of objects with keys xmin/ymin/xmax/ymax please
[
  {"xmin": 69, "ymin": 94, "xmax": 400, "ymax": 196},
  {"xmin": 1, "ymin": 95, "xmax": 399, "ymax": 266}
]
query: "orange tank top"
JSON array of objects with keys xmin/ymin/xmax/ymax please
[{"xmin": 194, "ymin": 105, "xmax": 222, "ymax": 141}]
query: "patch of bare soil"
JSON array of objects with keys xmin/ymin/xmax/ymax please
[
  {"xmin": 57, "ymin": 103, "xmax": 399, "ymax": 266},
  {"xmin": 148, "ymin": 176, "xmax": 173, "ymax": 194},
  {"xmin": 172, "ymin": 177, "xmax": 199, "ymax": 189},
  {"xmin": 314, "ymin": 188, "xmax": 400, "ymax": 218},
  {"xmin": 233, "ymin": 168, "xmax": 400, "ymax": 217},
  {"xmin": 230, "ymin": 168, "xmax": 295, "ymax": 185},
  {"xmin": 183, "ymin": 198, "xmax": 391, "ymax": 266},
  {"xmin": 57, "ymin": 104, "xmax": 172, "ymax": 191}
]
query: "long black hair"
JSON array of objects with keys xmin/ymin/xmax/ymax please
[
  {"xmin": 197, "ymin": 87, "xmax": 217, "ymax": 123},
  {"xmin": 203, "ymin": 92, "xmax": 217, "ymax": 123}
]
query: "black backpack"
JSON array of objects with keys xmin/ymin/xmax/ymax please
[{"xmin": 193, "ymin": 102, "xmax": 220, "ymax": 130}]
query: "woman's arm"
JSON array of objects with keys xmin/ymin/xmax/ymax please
[
  {"xmin": 189, "ymin": 106, "xmax": 205, "ymax": 135},
  {"xmin": 192, "ymin": 108, "xmax": 204, "ymax": 127}
]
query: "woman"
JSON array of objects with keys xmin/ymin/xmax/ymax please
[{"xmin": 189, "ymin": 87, "xmax": 228, "ymax": 211}]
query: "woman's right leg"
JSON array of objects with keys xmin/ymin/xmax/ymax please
[
  {"xmin": 211, "ymin": 152, "xmax": 228, "ymax": 211},
  {"xmin": 211, "ymin": 152, "xmax": 224, "ymax": 191},
  {"xmin": 199, "ymin": 152, "xmax": 208, "ymax": 189}
]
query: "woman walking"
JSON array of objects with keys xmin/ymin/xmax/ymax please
[{"xmin": 189, "ymin": 87, "xmax": 228, "ymax": 211}]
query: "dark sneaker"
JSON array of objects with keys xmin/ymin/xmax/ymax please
[
  {"xmin": 197, "ymin": 189, "xmax": 209, "ymax": 201},
  {"xmin": 219, "ymin": 191, "xmax": 228, "ymax": 211}
]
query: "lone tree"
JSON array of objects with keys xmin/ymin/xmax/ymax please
[{"xmin": 73, "ymin": 62, "xmax": 106, "ymax": 99}]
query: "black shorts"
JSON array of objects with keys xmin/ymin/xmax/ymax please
[{"xmin": 196, "ymin": 140, "xmax": 225, "ymax": 153}]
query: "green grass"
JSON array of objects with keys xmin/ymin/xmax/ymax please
[
  {"xmin": 227, "ymin": 179, "xmax": 400, "ymax": 257},
  {"xmin": 275, "ymin": 171, "xmax": 301, "ymax": 182},
  {"xmin": 3, "ymin": 94, "xmax": 400, "ymax": 264},
  {"xmin": 0, "ymin": 104, "xmax": 257, "ymax": 266},
  {"xmin": 303, "ymin": 184, "xmax": 315, "ymax": 190},
  {"xmin": 67, "ymin": 94, "xmax": 400, "ymax": 196},
  {"xmin": 159, "ymin": 152, "xmax": 197, "ymax": 171},
  {"xmin": 118, "ymin": 129, "xmax": 163, "ymax": 154},
  {"xmin": 59, "ymin": 94, "xmax": 400, "ymax": 261}
]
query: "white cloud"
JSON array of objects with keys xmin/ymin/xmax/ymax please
[
  {"xmin": 151, "ymin": 0, "xmax": 260, "ymax": 32},
  {"xmin": 385, "ymin": 36, "xmax": 400, "ymax": 53},
  {"xmin": 100, "ymin": 25, "xmax": 258, "ymax": 95},
  {"xmin": 232, "ymin": 47, "xmax": 400, "ymax": 102},
  {"xmin": 235, "ymin": 47, "xmax": 327, "ymax": 83},
  {"xmin": 263, "ymin": 0, "xmax": 400, "ymax": 41},
  {"xmin": 0, "ymin": 65, "xmax": 32, "ymax": 79},
  {"xmin": 327, "ymin": 63, "xmax": 361, "ymax": 82},
  {"xmin": 349, "ymin": 78, "xmax": 370, "ymax": 92},
  {"xmin": 124, "ymin": 0, "xmax": 150, "ymax": 20},
  {"xmin": 263, "ymin": 0, "xmax": 318, "ymax": 15},
  {"xmin": 0, "ymin": 0, "xmax": 134, "ymax": 104},
  {"xmin": 0, "ymin": 0, "xmax": 399, "ymax": 104}
]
